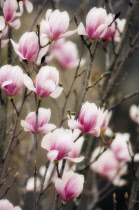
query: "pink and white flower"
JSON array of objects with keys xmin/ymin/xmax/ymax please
[
  {"xmin": 11, "ymin": 32, "xmax": 39, "ymax": 62},
  {"xmin": 21, "ymin": 108, "xmax": 56, "ymax": 134},
  {"xmin": 55, "ymin": 171, "xmax": 84, "ymax": 202},
  {"xmin": 41, "ymin": 128, "xmax": 74, "ymax": 162},
  {"xmin": 3, "ymin": 0, "xmax": 23, "ymax": 29},
  {"xmin": 90, "ymin": 149, "xmax": 119, "ymax": 180},
  {"xmin": 40, "ymin": 9, "xmax": 76, "ymax": 41},
  {"xmin": 24, "ymin": 66, "xmax": 63, "ymax": 98},
  {"xmin": 68, "ymin": 102, "xmax": 104, "ymax": 137},
  {"xmin": 0, "ymin": 199, "xmax": 21, "ymax": 210},
  {"xmin": 47, "ymin": 39, "xmax": 83, "ymax": 70},
  {"xmin": 78, "ymin": 7, "xmax": 108, "ymax": 40},
  {"xmin": 110, "ymin": 133, "xmax": 132, "ymax": 162},
  {"xmin": 0, "ymin": 65, "xmax": 24, "ymax": 96}
]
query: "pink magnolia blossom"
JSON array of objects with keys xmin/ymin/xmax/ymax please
[
  {"xmin": 21, "ymin": 108, "xmax": 56, "ymax": 134},
  {"xmin": 11, "ymin": 32, "xmax": 39, "ymax": 62},
  {"xmin": 129, "ymin": 104, "xmax": 139, "ymax": 124},
  {"xmin": 46, "ymin": 39, "xmax": 83, "ymax": 70},
  {"xmin": 0, "ymin": 199, "xmax": 21, "ymax": 210},
  {"xmin": 90, "ymin": 149, "xmax": 119, "ymax": 180},
  {"xmin": 3, "ymin": 0, "xmax": 23, "ymax": 29},
  {"xmin": 41, "ymin": 128, "xmax": 74, "ymax": 162},
  {"xmin": 78, "ymin": 7, "xmax": 108, "ymax": 40},
  {"xmin": 68, "ymin": 102, "xmax": 104, "ymax": 137},
  {"xmin": 0, "ymin": 65, "xmax": 24, "ymax": 96},
  {"xmin": 55, "ymin": 171, "xmax": 84, "ymax": 202},
  {"xmin": 23, "ymin": 66, "xmax": 63, "ymax": 98},
  {"xmin": 40, "ymin": 9, "xmax": 76, "ymax": 41},
  {"xmin": 23, "ymin": 0, "xmax": 33, "ymax": 13},
  {"xmin": 41, "ymin": 128, "xmax": 83, "ymax": 162},
  {"xmin": 110, "ymin": 133, "xmax": 132, "ymax": 162}
]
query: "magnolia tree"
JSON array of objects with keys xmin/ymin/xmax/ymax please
[{"xmin": 0, "ymin": 0, "xmax": 139, "ymax": 209}]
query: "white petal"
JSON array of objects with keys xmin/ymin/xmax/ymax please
[
  {"xmin": 50, "ymin": 86, "xmax": 63, "ymax": 98},
  {"xmin": 77, "ymin": 22, "xmax": 87, "ymax": 36},
  {"xmin": 47, "ymin": 150, "xmax": 59, "ymax": 162},
  {"xmin": 65, "ymin": 156, "xmax": 84, "ymax": 163},
  {"xmin": 23, "ymin": 74, "xmax": 36, "ymax": 92}
]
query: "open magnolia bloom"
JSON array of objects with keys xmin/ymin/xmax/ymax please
[
  {"xmin": 46, "ymin": 39, "xmax": 85, "ymax": 70},
  {"xmin": 24, "ymin": 66, "xmax": 63, "ymax": 98},
  {"xmin": 40, "ymin": 9, "xmax": 76, "ymax": 41},
  {"xmin": 3, "ymin": 0, "xmax": 23, "ymax": 29},
  {"xmin": 55, "ymin": 171, "xmax": 84, "ymax": 202},
  {"xmin": 78, "ymin": 7, "xmax": 108, "ymax": 40},
  {"xmin": 21, "ymin": 108, "xmax": 56, "ymax": 134},
  {"xmin": 41, "ymin": 128, "xmax": 84, "ymax": 163},
  {"xmin": 68, "ymin": 102, "xmax": 106, "ymax": 137},
  {"xmin": 11, "ymin": 32, "xmax": 39, "ymax": 62},
  {"xmin": 102, "ymin": 13, "xmax": 126, "ymax": 42},
  {"xmin": 0, "ymin": 199, "xmax": 21, "ymax": 210},
  {"xmin": 0, "ymin": 65, "xmax": 24, "ymax": 96}
]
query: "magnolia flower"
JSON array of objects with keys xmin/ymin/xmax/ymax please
[
  {"xmin": 11, "ymin": 32, "xmax": 39, "ymax": 62},
  {"xmin": 110, "ymin": 133, "xmax": 132, "ymax": 162},
  {"xmin": 0, "ymin": 65, "xmax": 24, "ymax": 96},
  {"xmin": 22, "ymin": 0, "xmax": 33, "ymax": 13},
  {"xmin": 129, "ymin": 104, "xmax": 139, "ymax": 124},
  {"xmin": 90, "ymin": 149, "xmax": 119, "ymax": 180},
  {"xmin": 55, "ymin": 171, "xmax": 84, "ymax": 202},
  {"xmin": 78, "ymin": 7, "xmax": 108, "ymax": 40},
  {"xmin": 3, "ymin": 0, "xmax": 23, "ymax": 29},
  {"xmin": 0, "ymin": 199, "xmax": 21, "ymax": 210},
  {"xmin": 47, "ymin": 39, "xmax": 83, "ymax": 70},
  {"xmin": 41, "ymin": 128, "xmax": 74, "ymax": 162},
  {"xmin": 68, "ymin": 102, "xmax": 104, "ymax": 137},
  {"xmin": 40, "ymin": 9, "xmax": 76, "ymax": 41},
  {"xmin": 21, "ymin": 108, "xmax": 56, "ymax": 134},
  {"xmin": 24, "ymin": 66, "xmax": 63, "ymax": 98}
]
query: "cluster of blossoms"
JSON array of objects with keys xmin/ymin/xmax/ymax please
[
  {"xmin": 90, "ymin": 132, "xmax": 139, "ymax": 186},
  {"xmin": 0, "ymin": 3, "xmax": 130, "ymax": 208}
]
